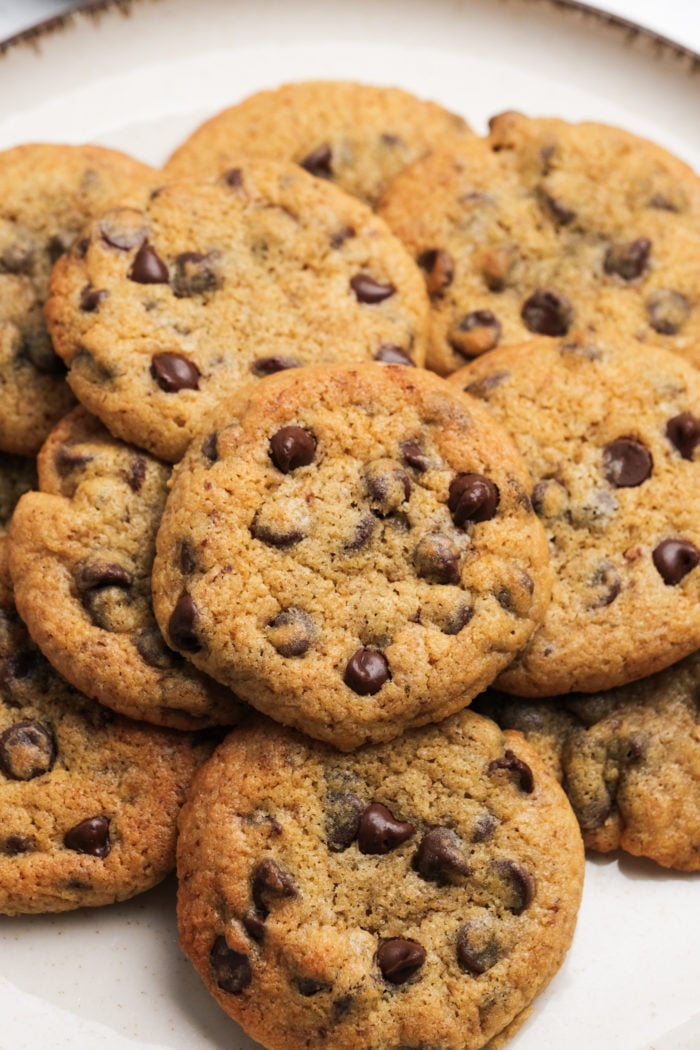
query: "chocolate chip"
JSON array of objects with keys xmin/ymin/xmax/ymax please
[
  {"xmin": 463, "ymin": 370, "xmax": 510, "ymax": 401},
  {"xmin": 440, "ymin": 603, "xmax": 475, "ymax": 635},
  {"xmin": 344, "ymin": 515, "xmax": 376, "ymax": 551},
  {"xmin": 448, "ymin": 474, "xmax": 499, "ymax": 527},
  {"xmin": 449, "ymin": 311, "xmax": 501, "ymax": 358},
  {"xmin": 125, "ymin": 457, "xmax": 146, "ymax": 493},
  {"xmin": 350, "ymin": 273, "xmax": 396, "ymax": 304},
  {"xmin": 76, "ymin": 562, "xmax": 133, "ymax": 592},
  {"xmin": 400, "ymin": 442, "xmax": 430, "ymax": 472},
  {"xmin": 55, "ymin": 446, "xmax": 93, "ymax": 474},
  {"xmin": 588, "ymin": 561, "xmax": 622, "ymax": 608},
  {"xmin": 252, "ymin": 858, "xmax": 298, "ymax": 913},
  {"xmin": 224, "ymin": 168, "xmax": 244, "ymax": 189},
  {"xmin": 129, "ymin": 242, "xmax": 169, "ymax": 284},
  {"xmin": 100, "ymin": 209, "xmax": 146, "ymax": 250},
  {"xmin": 20, "ymin": 329, "xmax": 65, "ymax": 375},
  {"xmin": 209, "ymin": 936, "xmax": 252, "ymax": 994},
  {"xmin": 649, "ymin": 194, "xmax": 681, "ymax": 212},
  {"xmin": 79, "ymin": 286, "xmax": 109, "ymax": 312},
  {"xmin": 377, "ymin": 939, "xmax": 426, "ymax": 984},
  {"xmin": 242, "ymin": 910, "xmax": 266, "ymax": 942},
  {"xmin": 344, "ymin": 648, "xmax": 390, "ymax": 695},
  {"xmin": 300, "ymin": 143, "xmax": 333, "ymax": 178},
  {"xmin": 178, "ymin": 539, "xmax": 196, "ymax": 576},
  {"xmin": 521, "ymin": 289, "xmax": 572, "ymax": 336},
  {"xmin": 330, "ymin": 225, "xmax": 355, "ymax": 249},
  {"xmin": 416, "ymin": 248, "xmax": 454, "ymax": 298},
  {"xmin": 250, "ymin": 355, "xmax": 299, "ymax": 376},
  {"xmin": 168, "ymin": 593, "xmax": 201, "ymax": 651},
  {"xmin": 0, "ymin": 721, "xmax": 56, "ymax": 780},
  {"xmin": 325, "ymin": 791, "xmax": 364, "ymax": 851},
  {"xmin": 477, "ymin": 244, "xmax": 514, "ymax": 292},
  {"xmin": 3, "ymin": 835, "xmax": 35, "ymax": 855},
  {"xmin": 295, "ymin": 977, "xmax": 329, "ymax": 997},
  {"xmin": 358, "ymin": 802, "xmax": 414, "ymax": 854},
  {"xmin": 487, "ymin": 749, "xmax": 534, "ymax": 793},
  {"xmin": 413, "ymin": 827, "xmax": 470, "ymax": 882},
  {"xmin": 269, "ymin": 426, "xmax": 317, "ymax": 473},
  {"xmin": 456, "ymin": 921, "xmax": 501, "ymax": 975},
  {"xmin": 172, "ymin": 251, "xmax": 222, "ymax": 297},
  {"xmin": 267, "ymin": 608, "xmax": 315, "ymax": 657},
  {"xmin": 652, "ymin": 539, "xmax": 700, "ymax": 585},
  {"xmin": 602, "ymin": 438, "xmax": 652, "ymax": 487},
  {"xmin": 63, "ymin": 815, "xmax": 111, "ymax": 857},
  {"xmin": 150, "ymin": 352, "xmax": 200, "ymax": 392},
  {"xmin": 493, "ymin": 860, "xmax": 535, "ymax": 914},
  {"xmin": 538, "ymin": 190, "xmax": 576, "ymax": 226},
  {"xmin": 413, "ymin": 534, "xmax": 460, "ymax": 584},
  {"xmin": 135, "ymin": 627, "xmax": 181, "ymax": 670},
  {"xmin": 250, "ymin": 511, "xmax": 305, "ymax": 548},
  {"xmin": 646, "ymin": 289, "xmax": 691, "ymax": 335},
  {"xmin": 0, "ymin": 239, "xmax": 34, "ymax": 275},
  {"xmin": 364, "ymin": 459, "xmax": 411, "ymax": 515},
  {"xmin": 666, "ymin": 413, "xmax": 700, "ymax": 459},
  {"xmin": 374, "ymin": 345, "xmax": 416, "ymax": 366},
  {"xmin": 604, "ymin": 238, "xmax": 651, "ymax": 280},
  {"xmin": 47, "ymin": 234, "xmax": 70, "ymax": 264}
]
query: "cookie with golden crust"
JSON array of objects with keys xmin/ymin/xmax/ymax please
[
  {"xmin": 152, "ymin": 362, "xmax": 552, "ymax": 750},
  {"xmin": 0, "ymin": 143, "xmax": 158, "ymax": 455},
  {"xmin": 8, "ymin": 407, "xmax": 245, "ymax": 730},
  {"xmin": 378, "ymin": 113, "xmax": 700, "ymax": 375},
  {"xmin": 475, "ymin": 648, "xmax": 700, "ymax": 871},
  {"xmin": 451, "ymin": 332, "xmax": 700, "ymax": 696},
  {"xmin": 165, "ymin": 80, "xmax": 471, "ymax": 208},
  {"xmin": 0, "ymin": 541, "xmax": 215, "ymax": 915},
  {"xmin": 176, "ymin": 710, "xmax": 584, "ymax": 1050},
  {"xmin": 45, "ymin": 161, "xmax": 430, "ymax": 462}
]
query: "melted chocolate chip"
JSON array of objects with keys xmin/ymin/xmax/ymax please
[
  {"xmin": 172, "ymin": 251, "xmax": 222, "ymax": 297},
  {"xmin": 539, "ymin": 190, "xmax": 576, "ymax": 226},
  {"xmin": 100, "ymin": 210, "xmax": 146, "ymax": 250},
  {"xmin": 364, "ymin": 459, "xmax": 411, "ymax": 515},
  {"xmin": 413, "ymin": 827, "xmax": 470, "ymax": 882},
  {"xmin": 295, "ymin": 977, "xmax": 330, "ymax": 997},
  {"xmin": 178, "ymin": 539, "xmax": 196, "ymax": 576},
  {"xmin": 493, "ymin": 860, "xmax": 535, "ymax": 914},
  {"xmin": 449, "ymin": 311, "xmax": 501, "ymax": 358},
  {"xmin": 300, "ymin": 143, "xmax": 333, "ymax": 178},
  {"xmin": 441, "ymin": 603, "xmax": 475, "ymax": 635},
  {"xmin": 209, "ymin": 936, "xmax": 252, "ymax": 994},
  {"xmin": 267, "ymin": 608, "xmax": 315, "ymax": 657},
  {"xmin": 374, "ymin": 344, "xmax": 415, "ymax": 366},
  {"xmin": 344, "ymin": 648, "xmax": 390, "ymax": 695},
  {"xmin": 126, "ymin": 456, "xmax": 147, "ymax": 493},
  {"xmin": 252, "ymin": 858, "xmax": 298, "ymax": 913},
  {"xmin": 250, "ymin": 355, "xmax": 299, "ymax": 376},
  {"xmin": 76, "ymin": 562, "xmax": 133, "ymax": 592},
  {"xmin": 521, "ymin": 289, "xmax": 572, "ymax": 336},
  {"xmin": 377, "ymin": 940, "xmax": 426, "ymax": 984},
  {"xmin": 652, "ymin": 539, "xmax": 700, "ymax": 585},
  {"xmin": 242, "ymin": 911, "xmax": 266, "ymax": 942},
  {"xmin": 400, "ymin": 442, "xmax": 430, "ymax": 472},
  {"xmin": 487, "ymin": 750, "xmax": 534, "ymax": 793},
  {"xmin": 358, "ymin": 802, "xmax": 414, "ymax": 854},
  {"xmin": 646, "ymin": 289, "xmax": 690, "ymax": 335},
  {"xmin": 3, "ymin": 835, "xmax": 35, "ymax": 856},
  {"xmin": 63, "ymin": 815, "xmax": 111, "ymax": 857},
  {"xmin": 168, "ymin": 593, "xmax": 201, "ymax": 651},
  {"xmin": 224, "ymin": 168, "xmax": 244, "ymax": 189},
  {"xmin": 448, "ymin": 474, "xmax": 500, "ymax": 527},
  {"xmin": 269, "ymin": 426, "xmax": 317, "ymax": 473},
  {"xmin": 150, "ymin": 352, "xmax": 200, "ymax": 392},
  {"xmin": 200, "ymin": 432, "xmax": 219, "ymax": 465},
  {"xmin": 666, "ymin": 413, "xmax": 700, "ymax": 459},
  {"xmin": 344, "ymin": 515, "xmax": 376, "ymax": 551},
  {"xmin": 135, "ymin": 627, "xmax": 181, "ymax": 670},
  {"xmin": 350, "ymin": 273, "xmax": 396, "ymax": 304},
  {"xmin": 129, "ymin": 242, "xmax": 169, "ymax": 284},
  {"xmin": 330, "ymin": 225, "xmax": 355, "ymax": 249},
  {"xmin": 456, "ymin": 922, "xmax": 501, "ymax": 975},
  {"xmin": 604, "ymin": 238, "xmax": 651, "ymax": 280},
  {"xmin": 463, "ymin": 370, "xmax": 510, "ymax": 401},
  {"xmin": 416, "ymin": 248, "xmax": 455, "ymax": 297},
  {"xmin": 79, "ymin": 286, "xmax": 109, "ymax": 313},
  {"xmin": 0, "ymin": 721, "xmax": 56, "ymax": 780},
  {"xmin": 325, "ymin": 791, "xmax": 364, "ymax": 851},
  {"xmin": 250, "ymin": 512, "xmax": 305, "ymax": 548},
  {"xmin": 413, "ymin": 534, "xmax": 460, "ymax": 584},
  {"xmin": 588, "ymin": 562, "xmax": 622, "ymax": 609},
  {"xmin": 602, "ymin": 438, "xmax": 652, "ymax": 487},
  {"xmin": 55, "ymin": 446, "xmax": 94, "ymax": 474}
]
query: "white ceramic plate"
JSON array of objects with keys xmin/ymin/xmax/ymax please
[{"xmin": 0, "ymin": 2, "xmax": 699, "ymax": 1048}]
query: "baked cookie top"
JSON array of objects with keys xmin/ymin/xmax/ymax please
[
  {"xmin": 45, "ymin": 161, "xmax": 430, "ymax": 462},
  {"xmin": 165, "ymin": 80, "xmax": 471, "ymax": 208},
  {"xmin": 0, "ymin": 143, "xmax": 157, "ymax": 455},
  {"xmin": 176, "ymin": 710, "xmax": 584, "ymax": 1050},
  {"xmin": 451, "ymin": 332, "xmax": 700, "ymax": 696},
  {"xmin": 8, "ymin": 407, "xmax": 245, "ymax": 730},
  {"xmin": 378, "ymin": 113, "xmax": 700, "ymax": 375},
  {"xmin": 0, "ymin": 541, "xmax": 214, "ymax": 915},
  {"xmin": 152, "ymin": 363, "xmax": 552, "ymax": 750},
  {"xmin": 475, "ymin": 647, "xmax": 700, "ymax": 871}
]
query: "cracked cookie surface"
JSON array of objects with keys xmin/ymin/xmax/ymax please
[
  {"xmin": 176, "ymin": 710, "xmax": 584, "ymax": 1050},
  {"xmin": 152, "ymin": 363, "xmax": 551, "ymax": 749}
]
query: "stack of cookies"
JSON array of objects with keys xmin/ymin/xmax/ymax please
[{"xmin": 1, "ymin": 80, "xmax": 698, "ymax": 1050}]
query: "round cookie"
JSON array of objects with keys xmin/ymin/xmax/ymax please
[
  {"xmin": 0, "ymin": 452, "xmax": 36, "ymax": 535},
  {"xmin": 152, "ymin": 362, "xmax": 552, "ymax": 750},
  {"xmin": 474, "ymin": 648, "xmax": 700, "ymax": 871},
  {"xmin": 176, "ymin": 710, "xmax": 584, "ymax": 1050},
  {"xmin": 451, "ymin": 331, "xmax": 700, "ymax": 696},
  {"xmin": 0, "ymin": 143, "xmax": 158, "ymax": 455},
  {"xmin": 8, "ymin": 407, "xmax": 245, "ymax": 730},
  {"xmin": 0, "ymin": 541, "xmax": 215, "ymax": 915},
  {"xmin": 378, "ymin": 113, "xmax": 700, "ymax": 375},
  {"xmin": 165, "ymin": 80, "xmax": 472, "ymax": 208},
  {"xmin": 45, "ymin": 161, "xmax": 430, "ymax": 462}
]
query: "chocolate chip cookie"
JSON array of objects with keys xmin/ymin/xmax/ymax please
[
  {"xmin": 152, "ymin": 362, "xmax": 552, "ymax": 750},
  {"xmin": 165, "ymin": 80, "xmax": 471, "ymax": 208},
  {"xmin": 452, "ymin": 331, "xmax": 700, "ymax": 696},
  {"xmin": 0, "ymin": 143, "xmax": 158, "ymax": 455},
  {"xmin": 177, "ymin": 709, "xmax": 584, "ymax": 1050},
  {"xmin": 475, "ymin": 647, "xmax": 700, "ymax": 871},
  {"xmin": 8, "ymin": 407, "xmax": 245, "ymax": 729},
  {"xmin": 378, "ymin": 113, "xmax": 700, "ymax": 375},
  {"xmin": 0, "ymin": 540, "xmax": 215, "ymax": 915},
  {"xmin": 45, "ymin": 161, "xmax": 430, "ymax": 462}
]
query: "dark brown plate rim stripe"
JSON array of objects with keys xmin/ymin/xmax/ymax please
[{"xmin": 0, "ymin": 0, "xmax": 699, "ymax": 70}]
